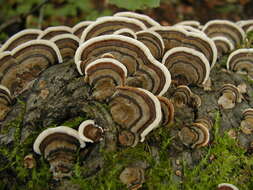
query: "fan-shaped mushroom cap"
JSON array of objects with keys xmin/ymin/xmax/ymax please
[
  {"xmin": 162, "ymin": 47, "xmax": 210, "ymax": 85},
  {"xmin": 178, "ymin": 122, "xmax": 210, "ymax": 148},
  {"xmin": 113, "ymin": 28, "xmax": 137, "ymax": 39},
  {"xmin": 202, "ymin": 20, "xmax": 245, "ymax": 47},
  {"xmin": 226, "ymin": 48, "xmax": 253, "ymax": 76},
  {"xmin": 195, "ymin": 117, "xmax": 213, "ymax": 130},
  {"xmin": 175, "ymin": 25, "xmax": 204, "ymax": 34},
  {"xmin": 151, "ymin": 26, "xmax": 217, "ymax": 67},
  {"xmin": 119, "ymin": 167, "xmax": 145, "ymax": 189},
  {"xmin": 0, "ymin": 84, "xmax": 13, "ymax": 106},
  {"xmin": 212, "ymin": 36, "xmax": 234, "ymax": 58},
  {"xmin": 5, "ymin": 40, "xmax": 62, "ymax": 95},
  {"xmin": 75, "ymin": 35, "xmax": 171, "ymax": 95},
  {"xmin": 136, "ymin": 30, "xmax": 164, "ymax": 60},
  {"xmin": 50, "ymin": 34, "xmax": 79, "ymax": 61},
  {"xmin": 240, "ymin": 108, "xmax": 253, "ymax": 132},
  {"xmin": 109, "ymin": 86, "xmax": 162, "ymax": 145},
  {"xmin": 80, "ymin": 16, "xmax": 146, "ymax": 42},
  {"xmin": 72, "ymin": 21, "xmax": 93, "ymax": 38},
  {"xmin": 33, "ymin": 126, "xmax": 85, "ymax": 179},
  {"xmin": 218, "ymin": 84, "xmax": 241, "ymax": 109},
  {"xmin": 84, "ymin": 58, "xmax": 127, "ymax": 101},
  {"xmin": 176, "ymin": 20, "xmax": 201, "ymax": 29},
  {"xmin": 237, "ymin": 20, "xmax": 253, "ymax": 32},
  {"xmin": 157, "ymin": 96, "xmax": 174, "ymax": 126},
  {"xmin": 114, "ymin": 11, "xmax": 160, "ymax": 28},
  {"xmin": 78, "ymin": 120, "xmax": 104, "ymax": 143},
  {"xmin": 0, "ymin": 29, "xmax": 42, "ymax": 52},
  {"xmin": 38, "ymin": 26, "xmax": 72, "ymax": 40},
  {"xmin": 217, "ymin": 183, "xmax": 239, "ymax": 190}
]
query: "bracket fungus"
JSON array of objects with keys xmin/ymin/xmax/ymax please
[
  {"xmin": 176, "ymin": 20, "xmax": 201, "ymax": 29},
  {"xmin": 0, "ymin": 29, "xmax": 42, "ymax": 52},
  {"xmin": 33, "ymin": 126, "xmax": 85, "ymax": 180},
  {"xmin": 212, "ymin": 36, "xmax": 234, "ymax": 58},
  {"xmin": 84, "ymin": 58, "xmax": 127, "ymax": 101},
  {"xmin": 226, "ymin": 48, "xmax": 253, "ymax": 77},
  {"xmin": 202, "ymin": 20, "xmax": 245, "ymax": 48},
  {"xmin": 109, "ymin": 86, "xmax": 162, "ymax": 147},
  {"xmin": 136, "ymin": 30, "xmax": 164, "ymax": 60},
  {"xmin": 162, "ymin": 47, "xmax": 210, "ymax": 85},
  {"xmin": 78, "ymin": 120, "xmax": 104, "ymax": 143},
  {"xmin": 0, "ymin": 85, "xmax": 13, "ymax": 120},
  {"xmin": 75, "ymin": 35, "xmax": 171, "ymax": 96},
  {"xmin": 113, "ymin": 28, "xmax": 137, "ymax": 39},
  {"xmin": 157, "ymin": 96, "xmax": 174, "ymax": 126},
  {"xmin": 80, "ymin": 16, "xmax": 146, "ymax": 42},
  {"xmin": 178, "ymin": 118, "xmax": 210, "ymax": 149},
  {"xmin": 171, "ymin": 85, "xmax": 201, "ymax": 108},
  {"xmin": 38, "ymin": 26, "xmax": 72, "ymax": 40},
  {"xmin": 237, "ymin": 19, "xmax": 253, "ymax": 32},
  {"xmin": 217, "ymin": 183, "xmax": 239, "ymax": 190},
  {"xmin": 240, "ymin": 108, "xmax": 253, "ymax": 134},
  {"xmin": 218, "ymin": 84, "xmax": 241, "ymax": 109},
  {"xmin": 114, "ymin": 11, "xmax": 160, "ymax": 28},
  {"xmin": 72, "ymin": 21, "xmax": 93, "ymax": 38},
  {"xmin": 50, "ymin": 34, "xmax": 79, "ymax": 61}
]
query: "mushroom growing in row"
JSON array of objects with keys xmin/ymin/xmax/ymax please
[
  {"xmin": 0, "ymin": 85, "xmax": 13, "ymax": 120},
  {"xmin": 33, "ymin": 126, "xmax": 85, "ymax": 180}
]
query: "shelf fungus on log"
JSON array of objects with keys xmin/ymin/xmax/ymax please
[
  {"xmin": 50, "ymin": 34, "xmax": 79, "ymax": 61},
  {"xmin": 72, "ymin": 21, "xmax": 93, "ymax": 38},
  {"xmin": 78, "ymin": 120, "xmax": 104, "ymax": 143},
  {"xmin": 202, "ymin": 20, "xmax": 245, "ymax": 47},
  {"xmin": 217, "ymin": 183, "xmax": 239, "ymax": 190},
  {"xmin": 178, "ymin": 121, "xmax": 210, "ymax": 149},
  {"xmin": 75, "ymin": 35, "xmax": 171, "ymax": 95},
  {"xmin": 33, "ymin": 126, "xmax": 85, "ymax": 180},
  {"xmin": 240, "ymin": 108, "xmax": 253, "ymax": 134},
  {"xmin": 212, "ymin": 36, "xmax": 234, "ymax": 58},
  {"xmin": 226, "ymin": 48, "xmax": 253, "ymax": 77},
  {"xmin": 171, "ymin": 85, "xmax": 201, "ymax": 108},
  {"xmin": 113, "ymin": 28, "xmax": 137, "ymax": 39},
  {"xmin": 136, "ymin": 30, "xmax": 164, "ymax": 60},
  {"xmin": 80, "ymin": 16, "xmax": 146, "ymax": 42},
  {"xmin": 0, "ymin": 29, "xmax": 42, "ymax": 52},
  {"xmin": 119, "ymin": 167, "xmax": 145, "ymax": 190},
  {"xmin": 38, "ymin": 26, "xmax": 72, "ymax": 40},
  {"xmin": 7, "ymin": 40, "xmax": 62, "ymax": 95},
  {"xmin": 175, "ymin": 20, "xmax": 201, "ymax": 29},
  {"xmin": 109, "ymin": 86, "xmax": 162, "ymax": 147},
  {"xmin": 157, "ymin": 96, "xmax": 174, "ymax": 126},
  {"xmin": 237, "ymin": 20, "xmax": 253, "ymax": 32},
  {"xmin": 0, "ymin": 85, "xmax": 13, "ymax": 121},
  {"xmin": 217, "ymin": 84, "xmax": 241, "ymax": 109},
  {"xmin": 114, "ymin": 11, "xmax": 160, "ymax": 28},
  {"xmin": 84, "ymin": 58, "xmax": 127, "ymax": 101},
  {"xmin": 151, "ymin": 26, "xmax": 217, "ymax": 68},
  {"xmin": 162, "ymin": 47, "xmax": 210, "ymax": 86}
]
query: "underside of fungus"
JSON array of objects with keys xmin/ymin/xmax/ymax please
[
  {"xmin": 33, "ymin": 126, "xmax": 85, "ymax": 180},
  {"xmin": 226, "ymin": 48, "xmax": 253, "ymax": 77},
  {"xmin": 162, "ymin": 47, "xmax": 210, "ymax": 85},
  {"xmin": 109, "ymin": 86, "xmax": 161, "ymax": 146}
]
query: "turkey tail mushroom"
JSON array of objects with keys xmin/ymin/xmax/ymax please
[
  {"xmin": 212, "ymin": 36, "xmax": 234, "ymax": 58},
  {"xmin": 80, "ymin": 16, "xmax": 146, "ymax": 42},
  {"xmin": 0, "ymin": 29, "xmax": 42, "ymax": 52},
  {"xmin": 78, "ymin": 120, "xmax": 104, "ymax": 143},
  {"xmin": 0, "ymin": 85, "xmax": 13, "ymax": 120},
  {"xmin": 240, "ymin": 108, "xmax": 253, "ymax": 133},
  {"xmin": 114, "ymin": 11, "xmax": 160, "ymax": 28},
  {"xmin": 217, "ymin": 183, "xmax": 239, "ymax": 190},
  {"xmin": 84, "ymin": 58, "xmax": 127, "ymax": 101},
  {"xmin": 162, "ymin": 47, "xmax": 210, "ymax": 86},
  {"xmin": 33, "ymin": 126, "xmax": 85, "ymax": 180},
  {"xmin": 218, "ymin": 84, "xmax": 241, "ymax": 109},
  {"xmin": 50, "ymin": 34, "xmax": 79, "ymax": 61},
  {"xmin": 5, "ymin": 40, "xmax": 62, "ymax": 95},
  {"xmin": 109, "ymin": 86, "xmax": 162, "ymax": 146},
  {"xmin": 226, "ymin": 48, "xmax": 253, "ymax": 77},
  {"xmin": 237, "ymin": 20, "xmax": 253, "ymax": 32},
  {"xmin": 113, "ymin": 28, "xmax": 137, "ymax": 39},
  {"xmin": 38, "ymin": 26, "xmax": 72, "ymax": 40},
  {"xmin": 175, "ymin": 20, "xmax": 201, "ymax": 29},
  {"xmin": 157, "ymin": 96, "xmax": 174, "ymax": 126},
  {"xmin": 72, "ymin": 21, "xmax": 93, "ymax": 38},
  {"xmin": 202, "ymin": 20, "xmax": 245, "ymax": 48}
]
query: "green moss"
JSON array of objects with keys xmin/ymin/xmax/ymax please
[{"xmin": 62, "ymin": 116, "xmax": 88, "ymax": 129}]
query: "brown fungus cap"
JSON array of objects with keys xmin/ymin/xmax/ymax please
[
  {"xmin": 113, "ymin": 28, "xmax": 137, "ymax": 39},
  {"xmin": 157, "ymin": 96, "xmax": 174, "ymax": 126},
  {"xmin": 237, "ymin": 20, "xmax": 253, "ymax": 32},
  {"xmin": 119, "ymin": 167, "xmax": 145, "ymax": 189},
  {"xmin": 109, "ymin": 86, "xmax": 162, "ymax": 144},
  {"xmin": 72, "ymin": 21, "xmax": 93, "ymax": 38},
  {"xmin": 212, "ymin": 36, "xmax": 234, "ymax": 58},
  {"xmin": 80, "ymin": 16, "xmax": 146, "ymax": 42},
  {"xmin": 162, "ymin": 47, "xmax": 210, "ymax": 86},
  {"xmin": 0, "ymin": 29, "xmax": 42, "ymax": 52},
  {"xmin": 217, "ymin": 183, "xmax": 239, "ymax": 190},
  {"xmin": 218, "ymin": 84, "xmax": 241, "ymax": 109},
  {"xmin": 38, "ymin": 26, "xmax": 72, "ymax": 40},
  {"xmin": 0, "ymin": 85, "xmax": 13, "ymax": 121},
  {"xmin": 84, "ymin": 58, "xmax": 127, "ymax": 101}
]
